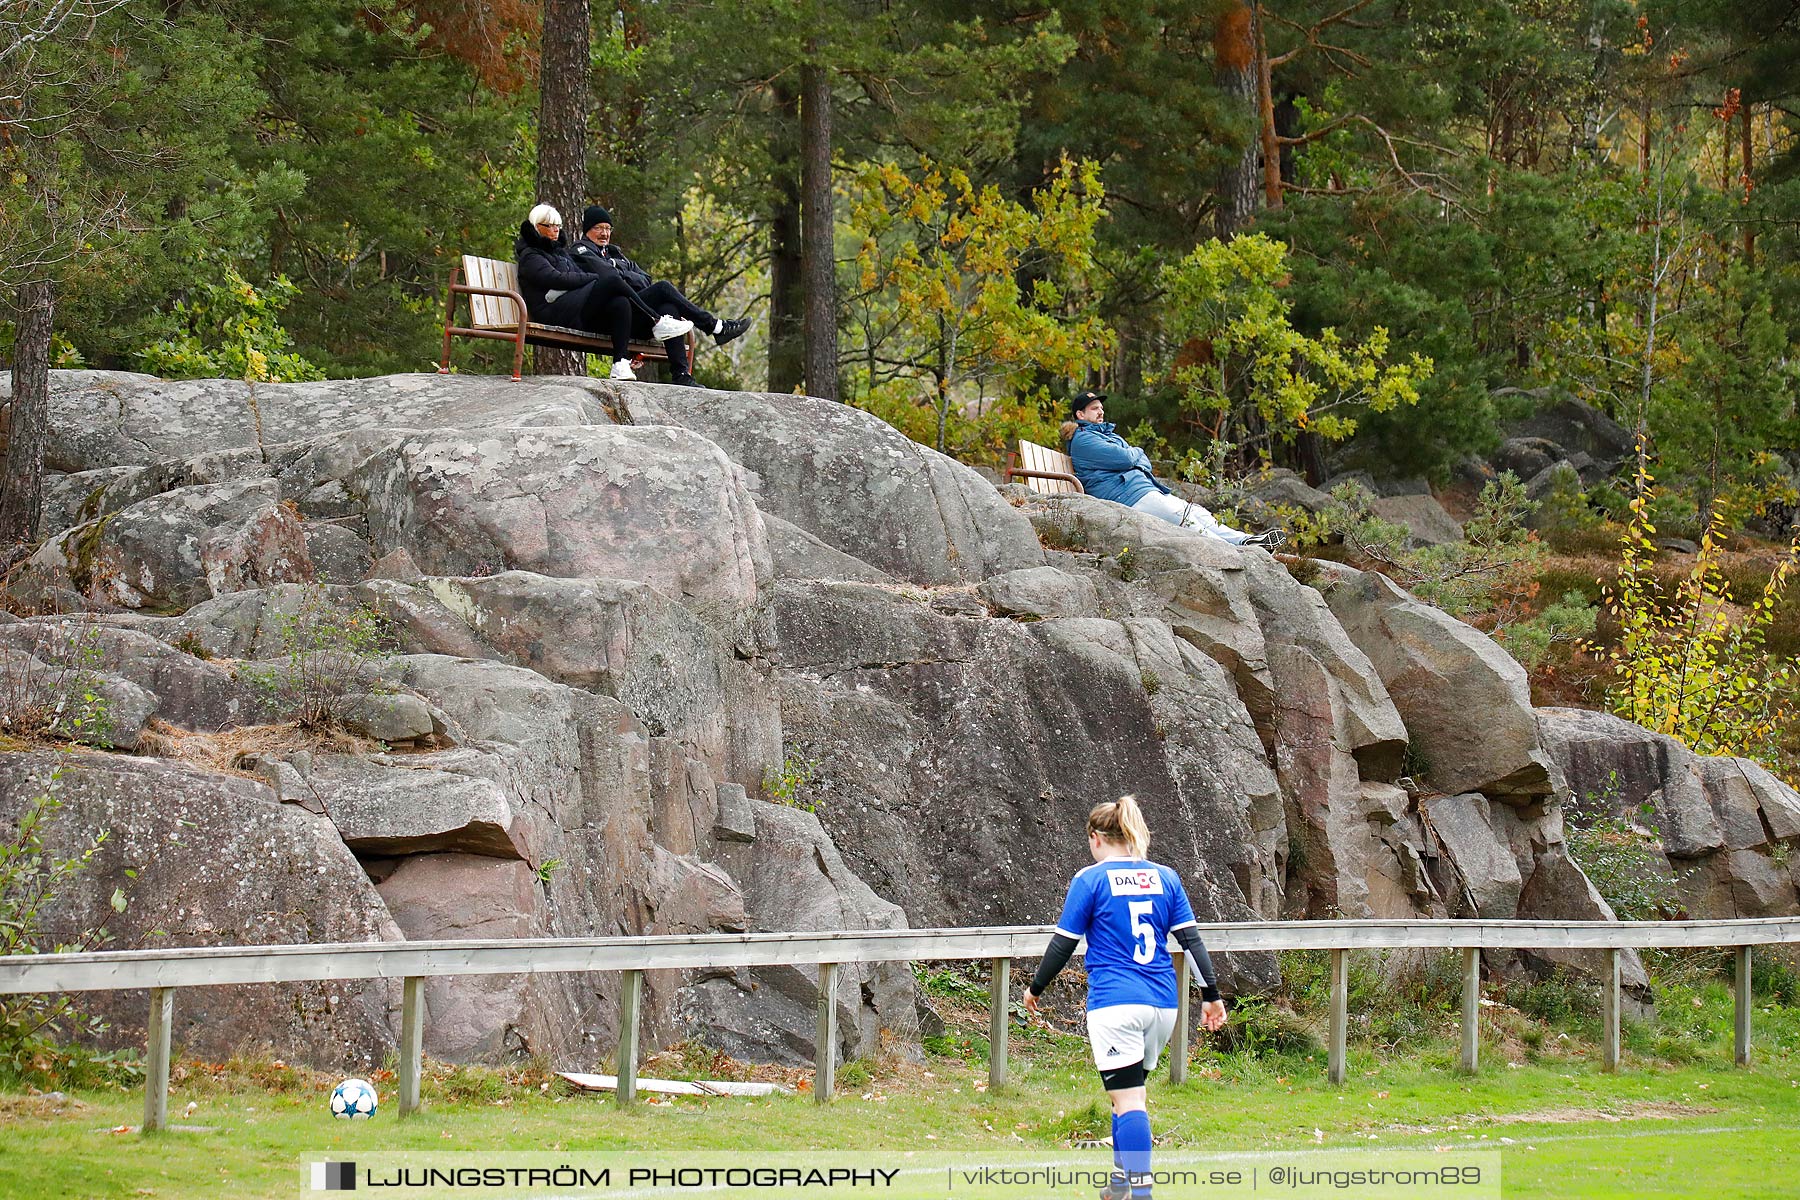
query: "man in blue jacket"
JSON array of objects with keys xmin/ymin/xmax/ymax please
[{"xmin": 1062, "ymin": 391, "xmax": 1285, "ymax": 547}]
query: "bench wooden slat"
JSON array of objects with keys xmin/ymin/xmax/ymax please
[
  {"xmin": 464, "ymin": 254, "xmax": 520, "ymax": 329},
  {"xmin": 1011, "ymin": 438, "xmax": 1082, "ymax": 496}
]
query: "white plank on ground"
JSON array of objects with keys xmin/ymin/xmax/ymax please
[{"xmin": 556, "ymin": 1072, "xmax": 789, "ymax": 1097}]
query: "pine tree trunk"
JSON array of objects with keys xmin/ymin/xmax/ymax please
[
  {"xmin": 1255, "ymin": 5, "xmax": 1282, "ymax": 210},
  {"xmin": 768, "ymin": 82, "xmax": 805, "ymax": 395},
  {"xmin": 1214, "ymin": 3, "xmax": 1260, "ymax": 238},
  {"xmin": 800, "ymin": 59, "xmax": 838, "ymax": 403},
  {"xmin": 1742, "ymin": 104, "xmax": 1756, "ymax": 265},
  {"xmin": 1, "ymin": 280, "xmax": 54, "ymax": 557},
  {"xmin": 535, "ymin": 0, "xmax": 592, "ymax": 377}
]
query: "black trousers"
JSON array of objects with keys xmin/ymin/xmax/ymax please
[
  {"xmin": 539, "ymin": 278, "xmax": 638, "ymax": 359},
  {"xmin": 637, "ymin": 280, "xmax": 715, "ymax": 328},
  {"xmin": 630, "ymin": 281, "xmax": 715, "ymax": 377}
]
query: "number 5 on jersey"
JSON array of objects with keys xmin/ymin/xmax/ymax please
[{"xmin": 1128, "ymin": 899, "xmax": 1156, "ymax": 964}]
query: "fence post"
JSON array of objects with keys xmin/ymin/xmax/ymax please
[
  {"xmin": 398, "ymin": 976, "xmax": 425, "ymax": 1117},
  {"xmin": 1459, "ymin": 948, "xmax": 1480, "ymax": 1074},
  {"xmin": 1328, "ymin": 948, "xmax": 1348, "ymax": 1086},
  {"xmin": 815, "ymin": 962, "xmax": 839, "ymax": 1104},
  {"xmin": 1601, "ymin": 948, "xmax": 1621, "ymax": 1073},
  {"xmin": 1170, "ymin": 951, "xmax": 1191, "ymax": 1084},
  {"xmin": 142, "ymin": 987, "xmax": 174, "ymax": 1134},
  {"xmin": 1735, "ymin": 946, "xmax": 1752, "ymax": 1068},
  {"xmin": 988, "ymin": 957, "xmax": 1010, "ymax": 1091},
  {"xmin": 616, "ymin": 969, "xmax": 642, "ymax": 1108}
]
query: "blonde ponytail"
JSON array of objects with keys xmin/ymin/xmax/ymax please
[{"xmin": 1088, "ymin": 794, "xmax": 1151, "ymax": 858}]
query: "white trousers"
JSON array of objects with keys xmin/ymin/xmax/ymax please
[{"xmin": 1129, "ymin": 490, "xmax": 1254, "ymax": 544}]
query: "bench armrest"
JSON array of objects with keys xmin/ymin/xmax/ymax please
[
  {"xmin": 450, "ymin": 281, "xmax": 528, "ymax": 325},
  {"xmin": 1004, "ymin": 467, "xmax": 1085, "ymax": 493}
]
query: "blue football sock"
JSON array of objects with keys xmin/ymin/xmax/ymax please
[{"xmin": 1116, "ymin": 1109, "xmax": 1153, "ymax": 1182}]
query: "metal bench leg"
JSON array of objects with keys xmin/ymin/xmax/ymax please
[{"xmin": 438, "ymin": 269, "xmax": 459, "ymax": 374}]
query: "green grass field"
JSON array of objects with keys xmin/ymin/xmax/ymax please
[{"xmin": 4, "ymin": 955, "xmax": 1800, "ymax": 1199}]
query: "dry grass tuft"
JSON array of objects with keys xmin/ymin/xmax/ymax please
[
  {"xmin": 0, "ymin": 1091, "xmax": 92, "ymax": 1120},
  {"xmin": 135, "ymin": 718, "xmax": 380, "ymax": 775}
]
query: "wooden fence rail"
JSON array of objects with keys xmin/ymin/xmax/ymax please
[{"xmin": 3, "ymin": 917, "xmax": 1796, "ymax": 1133}]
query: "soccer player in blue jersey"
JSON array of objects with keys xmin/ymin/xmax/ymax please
[{"xmin": 1022, "ymin": 795, "xmax": 1228, "ymax": 1200}]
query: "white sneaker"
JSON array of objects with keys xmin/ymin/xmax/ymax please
[
  {"xmin": 652, "ymin": 315, "xmax": 695, "ymax": 341},
  {"xmin": 608, "ymin": 358, "xmax": 636, "ymax": 381}
]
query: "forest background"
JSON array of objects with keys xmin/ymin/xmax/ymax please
[{"xmin": 3, "ymin": 0, "xmax": 1799, "ymax": 779}]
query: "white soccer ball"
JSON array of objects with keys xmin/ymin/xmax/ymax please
[{"xmin": 330, "ymin": 1077, "xmax": 379, "ymax": 1120}]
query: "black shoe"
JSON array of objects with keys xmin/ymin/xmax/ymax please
[
  {"xmin": 668, "ymin": 374, "xmax": 697, "ymax": 387},
  {"xmin": 1099, "ymin": 1177, "xmax": 1131, "ymax": 1200},
  {"xmin": 1244, "ymin": 528, "xmax": 1287, "ymax": 548},
  {"xmin": 714, "ymin": 317, "xmax": 753, "ymax": 347}
]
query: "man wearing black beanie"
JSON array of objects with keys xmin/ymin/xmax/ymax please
[{"xmin": 572, "ymin": 205, "xmax": 753, "ymax": 386}]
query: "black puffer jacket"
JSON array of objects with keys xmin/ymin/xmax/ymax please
[
  {"xmin": 571, "ymin": 239, "xmax": 652, "ymax": 290},
  {"xmin": 513, "ymin": 220, "xmax": 592, "ymax": 317}
]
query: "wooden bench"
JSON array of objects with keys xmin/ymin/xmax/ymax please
[
  {"xmin": 1004, "ymin": 439, "xmax": 1085, "ymax": 495},
  {"xmin": 437, "ymin": 253, "xmax": 695, "ymax": 381}
]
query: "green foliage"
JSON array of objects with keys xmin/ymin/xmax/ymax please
[
  {"xmin": 854, "ymin": 381, "xmax": 1061, "ymax": 467},
  {"xmin": 1033, "ymin": 511, "xmax": 1089, "ymax": 553},
  {"xmin": 835, "ymin": 1058, "xmax": 874, "ymax": 1090},
  {"xmin": 1496, "ymin": 590, "xmax": 1599, "ymax": 671},
  {"xmin": 1303, "ymin": 475, "xmax": 1545, "ymax": 619},
  {"xmin": 25, "ymin": 0, "xmax": 527, "ymax": 378},
  {"xmin": 0, "ymin": 622, "xmax": 118, "ymax": 750},
  {"xmin": 1531, "ymin": 463, "xmax": 1604, "ymax": 540},
  {"xmin": 1158, "ymin": 233, "xmax": 1432, "ymax": 459},
  {"xmin": 1600, "ymin": 462, "xmax": 1800, "ymax": 770},
  {"xmin": 8, "ymin": 0, "xmax": 1796, "ymax": 565},
  {"xmin": 1500, "ymin": 968, "xmax": 1597, "ymax": 1031},
  {"xmin": 1258, "ymin": 503, "xmax": 1339, "ymax": 556},
  {"xmin": 240, "ymin": 590, "xmax": 396, "ymax": 731},
  {"xmin": 1259, "ymin": 948, "xmax": 1464, "ymax": 1056},
  {"xmin": 1565, "ymin": 777, "xmax": 1680, "ymax": 922},
  {"xmin": 1214, "ymin": 992, "xmax": 1321, "ymax": 1059},
  {"xmin": 1567, "ymin": 813, "xmax": 1679, "ymax": 922},
  {"xmin": 0, "ymin": 767, "xmax": 134, "ymax": 1087},
  {"xmin": 1253, "ymin": 183, "xmax": 1523, "ymax": 479},
  {"xmin": 848, "ymin": 155, "xmax": 1114, "ymax": 453},
  {"xmin": 764, "ymin": 753, "xmax": 822, "ymax": 813},
  {"xmin": 135, "ymin": 267, "xmax": 324, "ymax": 383},
  {"xmin": 1538, "ymin": 195, "xmax": 1800, "ymax": 524},
  {"xmin": 911, "ymin": 962, "xmax": 991, "ymax": 1006},
  {"xmin": 171, "ymin": 630, "xmax": 214, "ymax": 661}
]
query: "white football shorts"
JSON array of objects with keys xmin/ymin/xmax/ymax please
[{"xmin": 1085, "ymin": 1003, "xmax": 1178, "ymax": 1072}]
